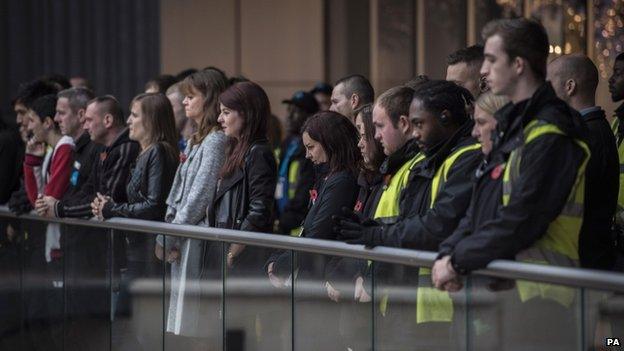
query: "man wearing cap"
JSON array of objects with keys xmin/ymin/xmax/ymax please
[
  {"xmin": 310, "ymin": 82, "xmax": 333, "ymax": 111},
  {"xmin": 275, "ymin": 91, "xmax": 319, "ymax": 235}
]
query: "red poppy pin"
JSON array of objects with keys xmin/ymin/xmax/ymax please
[
  {"xmin": 99, "ymin": 152, "xmax": 107, "ymax": 162},
  {"xmin": 180, "ymin": 152, "xmax": 187, "ymax": 163},
  {"xmin": 309, "ymin": 189, "xmax": 318, "ymax": 204},
  {"xmin": 491, "ymin": 164, "xmax": 504, "ymax": 180},
  {"xmin": 354, "ymin": 201, "xmax": 363, "ymax": 212}
]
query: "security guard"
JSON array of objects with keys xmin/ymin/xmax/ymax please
[
  {"xmin": 433, "ymin": 18, "xmax": 589, "ymax": 351},
  {"xmin": 336, "ymin": 81, "xmax": 482, "ymax": 348},
  {"xmin": 276, "ymin": 91, "xmax": 318, "ymax": 235}
]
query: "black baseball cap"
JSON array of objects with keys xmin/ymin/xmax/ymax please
[
  {"xmin": 282, "ymin": 91, "xmax": 319, "ymax": 114},
  {"xmin": 310, "ymin": 82, "xmax": 333, "ymax": 95}
]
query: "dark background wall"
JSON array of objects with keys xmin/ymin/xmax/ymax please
[{"xmin": 0, "ymin": 0, "xmax": 161, "ymax": 123}]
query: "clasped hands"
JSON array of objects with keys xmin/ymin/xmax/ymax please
[
  {"xmin": 91, "ymin": 193, "xmax": 111, "ymax": 220},
  {"xmin": 35, "ymin": 195, "xmax": 58, "ymax": 218}
]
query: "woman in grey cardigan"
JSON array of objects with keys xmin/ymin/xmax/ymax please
[{"xmin": 155, "ymin": 69, "xmax": 228, "ymax": 340}]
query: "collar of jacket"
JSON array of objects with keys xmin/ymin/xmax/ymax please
[
  {"xmin": 413, "ymin": 120, "xmax": 476, "ymax": 179},
  {"xmin": 614, "ymin": 103, "xmax": 624, "ymax": 139},
  {"xmin": 357, "ymin": 169, "xmax": 383, "ymax": 188},
  {"xmin": 75, "ymin": 131, "xmax": 92, "ymax": 153},
  {"xmin": 491, "ymin": 82, "xmax": 585, "ymax": 155},
  {"xmin": 379, "ymin": 138, "xmax": 419, "ymax": 175},
  {"xmin": 105, "ymin": 128, "xmax": 136, "ymax": 152},
  {"xmin": 582, "ymin": 107, "xmax": 607, "ymax": 123},
  {"xmin": 615, "ymin": 102, "xmax": 624, "ymax": 120},
  {"xmin": 313, "ymin": 162, "xmax": 330, "ymax": 181},
  {"xmin": 216, "ymin": 138, "xmax": 271, "ymax": 198}
]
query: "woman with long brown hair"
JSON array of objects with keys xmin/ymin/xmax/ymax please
[
  {"xmin": 207, "ymin": 81, "xmax": 277, "ymax": 270},
  {"xmin": 156, "ymin": 68, "xmax": 229, "ymax": 340},
  {"xmin": 90, "ymin": 92, "xmax": 180, "ymax": 349},
  {"xmin": 92, "ymin": 92, "xmax": 179, "ymax": 220}
]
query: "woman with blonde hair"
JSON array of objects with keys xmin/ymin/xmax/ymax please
[{"xmin": 472, "ymin": 91, "xmax": 509, "ymax": 155}]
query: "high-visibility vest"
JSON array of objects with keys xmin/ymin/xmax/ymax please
[
  {"xmin": 503, "ymin": 119, "xmax": 590, "ymax": 307},
  {"xmin": 374, "ymin": 152, "xmax": 425, "ymax": 316},
  {"xmin": 611, "ymin": 118, "xmax": 624, "ymax": 215},
  {"xmin": 417, "ymin": 143, "xmax": 481, "ymax": 324},
  {"xmin": 373, "ymin": 153, "xmax": 426, "ymax": 223}
]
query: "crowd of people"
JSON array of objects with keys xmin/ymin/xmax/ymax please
[{"xmin": 1, "ymin": 17, "xmax": 624, "ymax": 350}]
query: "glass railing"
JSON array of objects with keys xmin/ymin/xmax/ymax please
[{"xmin": 1, "ymin": 206, "xmax": 623, "ymax": 351}]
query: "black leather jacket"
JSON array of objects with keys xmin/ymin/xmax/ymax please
[
  {"xmin": 102, "ymin": 142, "xmax": 179, "ymax": 220},
  {"xmin": 208, "ymin": 139, "xmax": 277, "ymax": 233}
]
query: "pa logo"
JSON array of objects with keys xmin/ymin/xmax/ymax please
[{"xmin": 607, "ymin": 337, "xmax": 621, "ymax": 346}]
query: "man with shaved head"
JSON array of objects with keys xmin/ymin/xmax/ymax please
[{"xmin": 548, "ymin": 54, "xmax": 619, "ymax": 270}]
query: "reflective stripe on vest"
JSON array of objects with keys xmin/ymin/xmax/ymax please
[
  {"xmin": 374, "ymin": 152, "xmax": 425, "ymax": 316},
  {"xmin": 502, "ymin": 119, "xmax": 589, "ymax": 307},
  {"xmin": 373, "ymin": 153, "xmax": 425, "ymax": 223},
  {"xmin": 287, "ymin": 160, "xmax": 303, "ymax": 236},
  {"xmin": 417, "ymin": 142, "xmax": 481, "ymax": 324}
]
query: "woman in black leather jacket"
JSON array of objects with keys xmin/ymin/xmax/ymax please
[
  {"xmin": 92, "ymin": 92, "xmax": 179, "ymax": 265},
  {"xmin": 206, "ymin": 81, "xmax": 277, "ymax": 275},
  {"xmin": 94, "ymin": 93, "xmax": 179, "ymax": 221}
]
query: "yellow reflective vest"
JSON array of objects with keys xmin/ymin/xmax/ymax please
[
  {"xmin": 503, "ymin": 119, "xmax": 590, "ymax": 307},
  {"xmin": 416, "ymin": 142, "xmax": 481, "ymax": 324}
]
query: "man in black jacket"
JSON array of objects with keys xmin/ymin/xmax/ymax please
[
  {"xmin": 38, "ymin": 95, "xmax": 139, "ymax": 350},
  {"xmin": 548, "ymin": 54, "xmax": 619, "ymax": 270},
  {"xmin": 39, "ymin": 96, "xmax": 139, "ymax": 217},
  {"xmin": 432, "ymin": 19, "xmax": 589, "ymax": 349}
]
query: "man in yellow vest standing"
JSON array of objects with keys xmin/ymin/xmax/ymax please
[{"xmin": 432, "ymin": 18, "xmax": 590, "ymax": 350}]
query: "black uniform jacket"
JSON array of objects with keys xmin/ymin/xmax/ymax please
[
  {"xmin": 578, "ymin": 108, "xmax": 618, "ymax": 270},
  {"xmin": 439, "ymin": 83, "xmax": 588, "ymax": 273},
  {"xmin": 379, "ymin": 121, "xmax": 482, "ymax": 251},
  {"xmin": 276, "ymin": 135, "xmax": 315, "ymax": 233}
]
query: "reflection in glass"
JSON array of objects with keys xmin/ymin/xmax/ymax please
[
  {"xmin": 225, "ymin": 243, "xmax": 291, "ymax": 350},
  {"xmin": 583, "ymin": 289, "xmax": 624, "ymax": 350},
  {"xmin": 374, "ymin": 261, "xmax": 465, "ymax": 350},
  {"xmin": 63, "ymin": 224, "xmax": 111, "ymax": 351},
  {"xmin": 164, "ymin": 237, "xmax": 223, "ymax": 351},
  {"xmin": 292, "ymin": 251, "xmax": 373, "ymax": 351},
  {"xmin": 466, "ymin": 274, "xmax": 582, "ymax": 351},
  {"xmin": 111, "ymin": 229, "xmax": 164, "ymax": 351},
  {"xmin": 0, "ymin": 217, "xmax": 25, "ymax": 349}
]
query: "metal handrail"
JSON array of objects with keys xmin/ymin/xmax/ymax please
[{"xmin": 1, "ymin": 206, "xmax": 623, "ymax": 292}]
